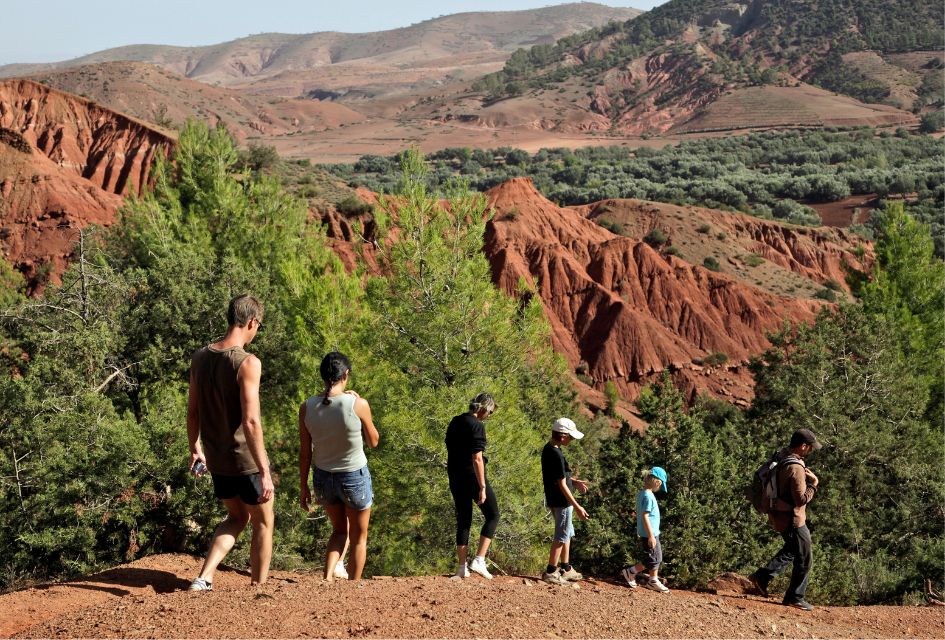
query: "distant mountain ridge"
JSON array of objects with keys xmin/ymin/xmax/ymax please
[
  {"xmin": 0, "ymin": 3, "xmax": 641, "ymax": 88},
  {"xmin": 466, "ymin": 0, "xmax": 941, "ymax": 133}
]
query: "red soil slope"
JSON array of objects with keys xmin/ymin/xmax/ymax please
[
  {"xmin": 0, "ymin": 79, "xmax": 173, "ymax": 284},
  {"xmin": 482, "ymin": 178, "xmax": 868, "ymax": 407},
  {"xmin": 3, "ymin": 553, "xmax": 940, "ymax": 639}
]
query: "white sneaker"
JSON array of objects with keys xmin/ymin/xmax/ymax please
[
  {"xmin": 333, "ymin": 562, "xmax": 349, "ymax": 580},
  {"xmin": 469, "ymin": 557, "xmax": 493, "ymax": 580},
  {"xmin": 559, "ymin": 566, "xmax": 583, "ymax": 581},
  {"xmin": 542, "ymin": 569, "xmax": 568, "ymax": 585},
  {"xmin": 643, "ymin": 576, "xmax": 670, "ymax": 593},
  {"xmin": 621, "ymin": 567, "xmax": 638, "ymax": 589},
  {"xmin": 188, "ymin": 577, "xmax": 212, "ymax": 591},
  {"xmin": 456, "ymin": 563, "xmax": 469, "ymax": 579}
]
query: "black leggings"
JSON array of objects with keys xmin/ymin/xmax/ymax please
[{"xmin": 448, "ymin": 474, "xmax": 500, "ymax": 546}]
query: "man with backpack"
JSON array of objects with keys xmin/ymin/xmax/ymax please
[{"xmin": 749, "ymin": 429, "xmax": 821, "ymax": 611}]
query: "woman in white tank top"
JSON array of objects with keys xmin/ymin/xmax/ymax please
[{"xmin": 299, "ymin": 352, "xmax": 379, "ymax": 581}]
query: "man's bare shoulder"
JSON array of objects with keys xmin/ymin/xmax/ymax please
[{"xmin": 240, "ymin": 353, "xmax": 262, "ymax": 372}]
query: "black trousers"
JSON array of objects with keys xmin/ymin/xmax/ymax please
[
  {"xmin": 448, "ymin": 473, "xmax": 499, "ymax": 546},
  {"xmin": 755, "ymin": 524, "xmax": 813, "ymax": 603}
]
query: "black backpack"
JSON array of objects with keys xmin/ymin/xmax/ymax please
[{"xmin": 748, "ymin": 453, "xmax": 803, "ymax": 514}]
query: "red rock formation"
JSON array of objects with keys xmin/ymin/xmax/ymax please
[
  {"xmin": 0, "ymin": 80, "xmax": 173, "ymax": 287},
  {"xmin": 574, "ymin": 198, "xmax": 872, "ymax": 292},
  {"xmin": 482, "ymin": 178, "xmax": 837, "ymax": 407}
]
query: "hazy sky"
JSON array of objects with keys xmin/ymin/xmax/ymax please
[{"xmin": 0, "ymin": 1, "xmax": 668, "ymax": 65}]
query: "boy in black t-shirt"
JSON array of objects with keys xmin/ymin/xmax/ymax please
[{"xmin": 540, "ymin": 418, "xmax": 590, "ymax": 585}]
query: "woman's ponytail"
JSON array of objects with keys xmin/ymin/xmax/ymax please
[{"xmin": 319, "ymin": 351, "xmax": 352, "ymax": 405}]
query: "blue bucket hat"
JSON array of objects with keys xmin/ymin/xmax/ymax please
[{"xmin": 650, "ymin": 466, "xmax": 668, "ymax": 493}]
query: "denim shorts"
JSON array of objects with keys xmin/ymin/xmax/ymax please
[
  {"xmin": 551, "ymin": 506, "xmax": 575, "ymax": 543},
  {"xmin": 313, "ymin": 465, "xmax": 373, "ymax": 511}
]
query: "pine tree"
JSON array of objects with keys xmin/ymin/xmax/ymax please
[
  {"xmin": 860, "ymin": 202, "xmax": 944, "ymax": 420},
  {"xmin": 361, "ymin": 149, "xmax": 575, "ymax": 574},
  {"xmin": 750, "ymin": 305, "xmax": 944, "ymax": 604}
]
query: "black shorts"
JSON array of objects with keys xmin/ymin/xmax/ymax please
[
  {"xmin": 639, "ymin": 535, "xmax": 663, "ymax": 570},
  {"xmin": 211, "ymin": 473, "xmax": 263, "ymax": 505}
]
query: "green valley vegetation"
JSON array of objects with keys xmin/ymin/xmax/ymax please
[
  {"xmin": 0, "ymin": 124, "xmax": 941, "ymax": 605},
  {"xmin": 323, "ymin": 129, "xmax": 944, "ymax": 253},
  {"xmin": 473, "ymin": 0, "xmax": 943, "ymax": 111}
]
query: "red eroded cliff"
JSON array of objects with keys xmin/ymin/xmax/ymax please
[
  {"xmin": 482, "ymin": 178, "xmax": 838, "ymax": 408},
  {"xmin": 0, "ymin": 79, "xmax": 173, "ymax": 286}
]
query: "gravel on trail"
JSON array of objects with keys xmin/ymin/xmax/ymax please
[{"xmin": 3, "ymin": 554, "xmax": 941, "ymax": 638}]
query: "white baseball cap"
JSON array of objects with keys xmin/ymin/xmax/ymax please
[{"xmin": 552, "ymin": 417, "xmax": 584, "ymax": 439}]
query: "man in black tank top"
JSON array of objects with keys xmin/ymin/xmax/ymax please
[{"xmin": 186, "ymin": 294, "xmax": 275, "ymax": 591}]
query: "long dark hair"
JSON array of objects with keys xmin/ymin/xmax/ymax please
[{"xmin": 320, "ymin": 351, "xmax": 352, "ymax": 405}]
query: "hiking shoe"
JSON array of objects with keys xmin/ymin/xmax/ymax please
[
  {"xmin": 621, "ymin": 567, "xmax": 638, "ymax": 589},
  {"xmin": 785, "ymin": 599, "xmax": 814, "ymax": 611},
  {"xmin": 469, "ymin": 557, "xmax": 493, "ymax": 579},
  {"xmin": 455, "ymin": 563, "xmax": 469, "ymax": 579},
  {"xmin": 333, "ymin": 562, "xmax": 349, "ymax": 580},
  {"xmin": 642, "ymin": 576, "xmax": 670, "ymax": 593},
  {"xmin": 542, "ymin": 569, "xmax": 568, "ymax": 585},
  {"xmin": 188, "ymin": 578, "xmax": 212, "ymax": 592},
  {"xmin": 559, "ymin": 566, "xmax": 583, "ymax": 581},
  {"xmin": 748, "ymin": 572, "xmax": 768, "ymax": 597}
]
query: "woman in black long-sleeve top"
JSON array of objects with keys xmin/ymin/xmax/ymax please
[{"xmin": 445, "ymin": 392, "xmax": 500, "ymax": 579}]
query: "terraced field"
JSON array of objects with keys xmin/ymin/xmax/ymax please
[
  {"xmin": 673, "ymin": 85, "xmax": 915, "ymax": 133},
  {"xmin": 842, "ymin": 51, "xmax": 921, "ymax": 109}
]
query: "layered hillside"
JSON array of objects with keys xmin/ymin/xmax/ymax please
[
  {"xmin": 0, "ymin": 79, "xmax": 173, "ymax": 286},
  {"xmin": 481, "ymin": 178, "xmax": 869, "ymax": 408},
  {"xmin": 460, "ymin": 0, "xmax": 941, "ymax": 134},
  {"xmin": 573, "ymin": 198, "xmax": 870, "ymax": 297},
  {"xmin": 26, "ymin": 62, "xmax": 366, "ymax": 143},
  {"xmin": 0, "ymin": 4, "xmax": 640, "ymax": 100}
]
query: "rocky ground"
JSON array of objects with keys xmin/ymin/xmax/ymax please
[{"xmin": 2, "ymin": 554, "xmax": 941, "ymax": 638}]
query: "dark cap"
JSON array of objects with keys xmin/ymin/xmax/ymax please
[{"xmin": 790, "ymin": 428, "xmax": 822, "ymax": 450}]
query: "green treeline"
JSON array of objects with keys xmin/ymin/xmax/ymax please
[
  {"xmin": 0, "ymin": 123, "xmax": 941, "ymax": 605},
  {"xmin": 324, "ymin": 129, "xmax": 944, "ymax": 253}
]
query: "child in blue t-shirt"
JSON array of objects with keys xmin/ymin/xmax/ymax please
[{"xmin": 621, "ymin": 467, "xmax": 670, "ymax": 593}]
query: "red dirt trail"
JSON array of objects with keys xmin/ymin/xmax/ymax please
[{"xmin": 2, "ymin": 554, "xmax": 941, "ymax": 638}]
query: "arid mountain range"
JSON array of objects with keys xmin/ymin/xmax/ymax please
[
  {"xmin": 1, "ymin": 1, "xmax": 940, "ymax": 161},
  {"xmin": 0, "ymin": 4, "xmax": 640, "ymax": 97}
]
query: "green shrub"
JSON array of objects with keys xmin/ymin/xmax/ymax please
[
  {"xmin": 644, "ymin": 228, "xmax": 668, "ymax": 246},
  {"xmin": 696, "ymin": 223, "xmax": 711, "ymax": 234},
  {"xmin": 743, "ymin": 253, "xmax": 765, "ymax": 267},
  {"xmin": 242, "ymin": 143, "xmax": 279, "ymax": 171},
  {"xmin": 919, "ymin": 110, "xmax": 945, "ymax": 133},
  {"xmin": 337, "ymin": 194, "xmax": 373, "ymax": 216},
  {"xmin": 598, "ymin": 219, "xmax": 623, "ymax": 234},
  {"xmin": 700, "ymin": 352, "xmax": 729, "ymax": 367},
  {"xmin": 604, "ymin": 380, "xmax": 620, "ymax": 417},
  {"xmin": 703, "ymin": 256, "xmax": 721, "ymax": 271}
]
